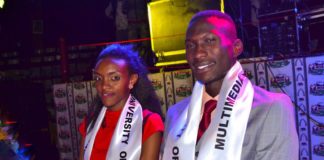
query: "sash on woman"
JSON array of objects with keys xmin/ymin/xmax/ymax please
[
  {"xmin": 162, "ymin": 62, "xmax": 254, "ymax": 160},
  {"xmin": 84, "ymin": 95, "xmax": 143, "ymax": 160}
]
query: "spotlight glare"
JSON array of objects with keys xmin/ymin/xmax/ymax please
[{"xmin": 0, "ymin": 0, "xmax": 4, "ymax": 9}]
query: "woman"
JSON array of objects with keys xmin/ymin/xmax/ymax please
[{"xmin": 79, "ymin": 44, "xmax": 164, "ymax": 160}]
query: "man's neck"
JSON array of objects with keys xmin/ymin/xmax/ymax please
[{"xmin": 205, "ymin": 78, "xmax": 224, "ymax": 97}]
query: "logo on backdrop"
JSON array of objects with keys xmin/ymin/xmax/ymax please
[
  {"xmin": 312, "ymin": 124, "xmax": 324, "ymax": 136},
  {"xmin": 270, "ymin": 74, "xmax": 291, "ymax": 88},
  {"xmin": 91, "ymin": 81, "xmax": 96, "ymax": 87},
  {"xmin": 57, "ymin": 116, "xmax": 69, "ymax": 126},
  {"xmin": 243, "ymin": 69, "xmax": 254, "ymax": 80},
  {"xmin": 151, "ymin": 79, "xmax": 163, "ymax": 90},
  {"xmin": 268, "ymin": 60, "xmax": 290, "ymax": 68},
  {"xmin": 309, "ymin": 61, "xmax": 324, "ymax": 75},
  {"xmin": 311, "ymin": 102, "xmax": 324, "ymax": 116},
  {"xmin": 56, "ymin": 102, "xmax": 67, "ymax": 112},
  {"xmin": 313, "ymin": 142, "xmax": 324, "ymax": 156},
  {"xmin": 310, "ymin": 81, "xmax": 324, "ymax": 96},
  {"xmin": 158, "ymin": 96, "xmax": 165, "ymax": 106},
  {"xmin": 74, "ymin": 83, "xmax": 85, "ymax": 90},
  {"xmin": 176, "ymin": 85, "xmax": 192, "ymax": 97},
  {"xmin": 77, "ymin": 110, "xmax": 87, "ymax": 119},
  {"xmin": 59, "ymin": 130, "xmax": 71, "ymax": 140},
  {"xmin": 54, "ymin": 88, "xmax": 66, "ymax": 98},
  {"xmin": 75, "ymin": 94, "xmax": 86, "ymax": 104},
  {"xmin": 59, "ymin": 144, "xmax": 72, "ymax": 153},
  {"xmin": 174, "ymin": 71, "xmax": 191, "ymax": 79}
]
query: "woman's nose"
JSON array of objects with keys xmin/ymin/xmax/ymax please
[{"xmin": 101, "ymin": 78, "xmax": 111, "ymax": 89}]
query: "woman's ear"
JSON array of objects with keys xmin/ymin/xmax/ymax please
[
  {"xmin": 233, "ymin": 39, "xmax": 243, "ymax": 58},
  {"xmin": 129, "ymin": 74, "xmax": 139, "ymax": 89}
]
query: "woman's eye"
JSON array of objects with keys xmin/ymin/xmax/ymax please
[
  {"xmin": 111, "ymin": 75, "xmax": 120, "ymax": 81},
  {"xmin": 93, "ymin": 75, "xmax": 102, "ymax": 81}
]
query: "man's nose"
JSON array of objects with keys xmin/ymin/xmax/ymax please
[{"xmin": 194, "ymin": 42, "xmax": 208, "ymax": 59}]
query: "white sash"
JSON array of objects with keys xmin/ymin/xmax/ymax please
[
  {"xmin": 84, "ymin": 95, "xmax": 143, "ymax": 160},
  {"xmin": 162, "ymin": 61, "xmax": 254, "ymax": 160}
]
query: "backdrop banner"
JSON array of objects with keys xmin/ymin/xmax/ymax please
[{"xmin": 53, "ymin": 54, "xmax": 324, "ymax": 160}]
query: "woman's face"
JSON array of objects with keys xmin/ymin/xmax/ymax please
[{"xmin": 93, "ymin": 57, "xmax": 138, "ymax": 110}]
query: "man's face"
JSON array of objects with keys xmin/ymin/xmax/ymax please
[{"xmin": 185, "ymin": 17, "xmax": 239, "ymax": 84}]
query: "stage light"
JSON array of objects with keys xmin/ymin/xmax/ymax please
[
  {"xmin": 147, "ymin": 0, "xmax": 220, "ymax": 67},
  {"xmin": 0, "ymin": 0, "xmax": 4, "ymax": 9}
]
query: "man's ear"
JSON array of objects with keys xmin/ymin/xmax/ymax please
[
  {"xmin": 233, "ymin": 39, "xmax": 243, "ymax": 58},
  {"xmin": 129, "ymin": 74, "xmax": 139, "ymax": 89}
]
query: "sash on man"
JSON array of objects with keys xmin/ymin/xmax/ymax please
[{"xmin": 162, "ymin": 62, "xmax": 254, "ymax": 160}]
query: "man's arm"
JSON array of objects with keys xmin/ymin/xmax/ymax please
[{"xmin": 255, "ymin": 93, "xmax": 299, "ymax": 160}]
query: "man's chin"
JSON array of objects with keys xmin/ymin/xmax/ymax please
[
  {"xmin": 196, "ymin": 76, "xmax": 224, "ymax": 85},
  {"xmin": 196, "ymin": 79, "xmax": 211, "ymax": 84}
]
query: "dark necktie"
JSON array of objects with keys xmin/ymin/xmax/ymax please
[{"xmin": 197, "ymin": 99, "xmax": 217, "ymax": 141}]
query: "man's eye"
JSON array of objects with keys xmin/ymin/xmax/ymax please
[
  {"xmin": 205, "ymin": 38, "xmax": 216, "ymax": 44},
  {"xmin": 111, "ymin": 75, "xmax": 120, "ymax": 81},
  {"xmin": 186, "ymin": 42, "xmax": 195, "ymax": 49}
]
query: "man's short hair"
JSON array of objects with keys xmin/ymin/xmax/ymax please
[
  {"xmin": 189, "ymin": 10, "xmax": 235, "ymax": 26},
  {"xmin": 189, "ymin": 10, "xmax": 237, "ymax": 39}
]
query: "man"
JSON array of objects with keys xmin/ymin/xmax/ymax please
[{"xmin": 161, "ymin": 10, "xmax": 298, "ymax": 160}]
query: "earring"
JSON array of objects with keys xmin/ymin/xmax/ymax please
[
  {"xmin": 234, "ymin": 47, "xmax": 238, "ymax": 53},
  {"xmin": 129, "ymin": 84, "xmax": 133, "ymax": 89}
]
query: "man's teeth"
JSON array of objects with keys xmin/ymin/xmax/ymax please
[{"xmin": 198, "ymin": 64, "xmax": 210, "ymax": 69}]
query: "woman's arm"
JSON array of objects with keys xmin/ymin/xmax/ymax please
[
  {"xmin": 140, "ymin": 132, "xmax": 162, "ymax": 160},
  {"xmin": 78, "ymin": 119, "xmax": 86, "ymax": 160},
  {"xmin": 79, "ymin": 137, "xmax": 85, "ymax": 160}
]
